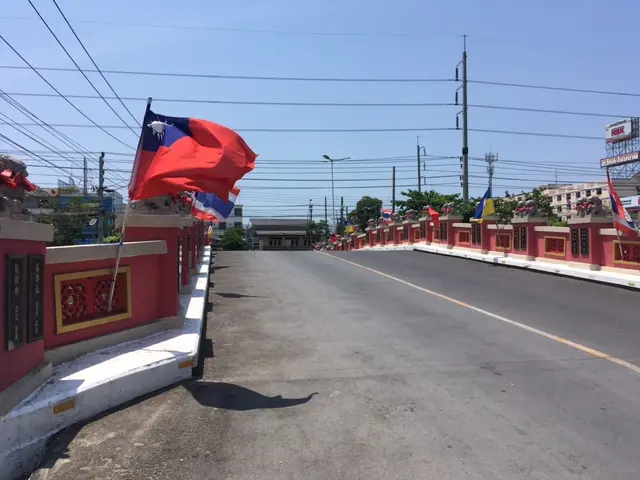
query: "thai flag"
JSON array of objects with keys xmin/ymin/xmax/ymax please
[
  {"xmin": 192, "ymin": 186, "xmax": 240, "ymax": 220},
  {"xmin": 608, "ymin": 170, "xmax": 638, "ymax": 236},
  {"xmin": 381, "ymin": 208, "xmax": 392, "ymax": 223}
]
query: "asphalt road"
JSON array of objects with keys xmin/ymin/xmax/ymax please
[{"xmin": 30, "ymin": 250, "xmax": 640, "ymax": 480}]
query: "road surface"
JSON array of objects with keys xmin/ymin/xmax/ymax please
[{"xmin": 31, "ymin": 250, "xmax": 640, "ymax": 480}]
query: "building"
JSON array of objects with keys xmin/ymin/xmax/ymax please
[
  {"xmin": 210, "ymin": 204, "xmax": 244, "ymax": 242},
  {"xmin": 508, "ymin": 179, "xmax": 640, "ymax": 222},
  {"xmin": 25, "ymin": 187, "xmax": 124, "ymax": 243},
  {"xmin": 246, "ymin": 218, "xmax": 323, "ymax": 250},
  {"xmin": 541, "ymin": 179, "xmax": 640, "ymax": 222}
]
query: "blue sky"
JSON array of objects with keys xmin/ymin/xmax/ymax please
[{"xmin": 1, "ymin": 0, "xmax": 638, "ymax": 222}]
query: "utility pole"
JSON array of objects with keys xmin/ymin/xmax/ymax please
[
  {"xmin": 322, "ymin": 154, "xmax": 350, "ymax": 232},
  {"xmin": 83, "ymin": 156, "xmax": 88, "ymax": 195},
  {"xmin": 340, "ymin": 196, "xmax": 344, "ymax": 235},
  {"xmin": 392, "ymin": 166, "xmax": 396, "ymax": 213},
  {"xmin": 97, "ymin": 152, "xmax": 105, "ymax": 243},
  {"xmin": 485, "ymin": 151, "xmax": 498, "ymax": 191},
  {"xmin": 324, "ymin": 196, "xmax": 328, "ymax": 226},
  {"xmin": 416, "ymin": 137, "xmax": 422, "ymax": 193},
  {"xmin": 456, "ymin": 35, "xmax": 469, "ymax": 202},
  {"xmin": 308, "ymin": 199, "xmax": 313, "ymax": 247}
]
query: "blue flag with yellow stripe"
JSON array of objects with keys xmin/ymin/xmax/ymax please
[{"xmin": 472, "ymin": 187, "xmax": 495, "ymax": 223}]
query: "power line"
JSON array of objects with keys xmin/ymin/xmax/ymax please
[
  {"xmin": 2, "ymin": 63, "xmax": 640, "ymax": 97},
  {"xmin": 0, "ymin": 92, "xmax": 455, "ymax": 108},
  {"xmin": 0, "ymin": 16, "xmax": 465, "ymax": 39},
  {"xmin": 27, "ymin": 0, "xmax": 138, "ymax": 137},
  {"xmin": 0, "ymin": 113, "xmax": 83, "ymax": 180},
  {"xmin": 0, "ymin": 64, "xmax": 455, "ymax": 83},
  {"xmin": 0, "ymin": 132, "xmax": 79, "ymax": 178},
  {"xmin": 1, "ymin": 120, "xmax": 603, "ymax": 139},
  {"xmin": 5, "ymin": 91, "xmax": 630, "ymax": 119},
  {"xmin": 470, "ymin": 79, "xmax": 640, "ymax": 98},
  {"xmin": 0, "ymin": 35, "xmax": 136, "ymax": 150},
  {"xmin": 50, "ymin": 0, "xmax": 141, "ymax": 128},
  {"xmin": 468, "ymin": 128, "xmax": 600, "ymax": 141},
  {"xmin": 0, "ymin": 91, "xmax": 130, "ymax": 184}
]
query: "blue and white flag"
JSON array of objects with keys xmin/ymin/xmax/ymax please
[{"xmin": 192, "ymin": 186, "xmax": 240, "ymax": 220}]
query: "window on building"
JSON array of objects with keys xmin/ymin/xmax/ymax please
[
  {"xmin": 556, "ymin": 195, "xmax": 562, "ymax": 201},
  {"xmin": 575, "ymin": 191, "xmax": 581, "ymax": 198},
  {"xmin": 234, "ymin": 207, "xmax": 243, "ymax": 217},
  {"xmin": 585, "ymin": 189, "xmax": 591, "ymax": 196},
  {"xmin": 596, "ymin": 188, "xmax": 602, "ymax": 195},
  {"xmin": 269, "ymin": 237, "xmax": 282, "ymax": 247},
  {"xmin": 557, "ymin": 205, "xmax": 563, "ymax": 212},
  {"xmin": 218, "ymin": 222, "xmax": 227, "ymax": 230},
  {"xmin": 234, "ymin": 222, "xmax": 243, "ymax": 229}
]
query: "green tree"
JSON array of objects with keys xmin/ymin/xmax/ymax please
[
  {"xmin": 309, "ymin": 219, "xmax": 329, "ymax": 236},
  {"xmin": 394, "ymin": 189, "xmax": 480, "ymax": 221},
  {"xmin": 221, "ymin": 228, "xmax": 247, "ymax": 250},
  {"xmin": 496, "ymin": 189, "xmax": 557, "ymax": 224},
  {"xmin": 349, "ymin": 196, "xmax": 383, "ymax": 231},
  {"xmin": 38, "ymin": 197, "xmax": 98, "ymax": 245}
]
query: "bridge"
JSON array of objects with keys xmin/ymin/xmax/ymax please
[{"xmin": 2, "ymin": 212, "xmax": 640, "ymax": 479}]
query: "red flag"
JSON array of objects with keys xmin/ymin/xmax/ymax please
[
  {"xmin": 428, "ymin": 206, "xmax": 440, "ymax": 227},
  {"xmin": 129, "ymin": 109, "xmax": 256, "ymax": 201}
]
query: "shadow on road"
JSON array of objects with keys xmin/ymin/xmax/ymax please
[
  {"xmin": 215, "ymin": 292, "xmax": 266, "ymax": 299},
  {"xmin": 184, "ymin": 382, "xmax": 317, "ymax": 411}
]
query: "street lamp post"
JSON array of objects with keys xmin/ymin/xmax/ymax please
[{"xmin": 322, "ymin": 154, "xmax": 350, "ymax": 232}]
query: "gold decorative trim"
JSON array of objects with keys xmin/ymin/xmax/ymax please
[
  {"xmin": 544, "ymin": 236, "xmax": 567, "ymax": 257},
  {"xmin": 55, "ymin": 266, "xmax": 133, "ymax": 334},
  {"xmin": 613, "ymin": 240, "xmax": 640, "ymax": 265}
]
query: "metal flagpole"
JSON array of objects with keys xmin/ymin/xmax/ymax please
[
  {"xmin": 607, "ymin": 167, "xmax": 627, "ymax": 262},
  {"xmin": 107, "ymin": 97, "xmax": 152, "ymax": 312}
]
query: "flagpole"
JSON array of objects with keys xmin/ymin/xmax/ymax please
[
  {"xmin": 107, "ymin": 97, "xmax": 152, "ymax": 313},
  {"xmin": 606, "ymin": 167, "xmax": 626, "ymax": 262}
]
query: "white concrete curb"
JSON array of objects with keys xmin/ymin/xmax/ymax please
[
  {"xmin": 0, "ymin": 247, "xmax": 212, "ymax": 480},
  {"xmin": 354, "ymin": 244, "xmax": 640, "ymax": 290}
]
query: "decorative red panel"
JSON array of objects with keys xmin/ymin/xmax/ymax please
[
  {"xmin": 458, "ymin": 231, "xmax": 470, "ymax": 244},
  {"xmin": 615, "ymin": 243, "xmax": 640, "ymax": 264},
  {"xmin": 56, "ymin": 268, "xmax": 130, "ymax": 332},
  {"xmin": 545, "ymin": 237, "xmax": 566, "ymax": 256}
]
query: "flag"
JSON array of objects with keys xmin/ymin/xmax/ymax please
[
  {"xmin": 472, "ymin": 187, "xmax": 495, "ymax": 223},
  {"xmin": 192, "ymin": 186, "xmax": 240, "ymax": 220},
  {"xmin": 607, "ymin": 170, "xmax": 638, "ymax": 236},
  {"xmin": 129, "ymin": 108, "xmax": 256, "ymax": 201},
  {"xmin": 381, "ymin": 208, "xmax": 392, "ymax": 224},
  {"xmin": 427, "ymin": 206, "xmax": 440, "ymax": 227}
]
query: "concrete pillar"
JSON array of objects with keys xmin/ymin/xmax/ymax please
[
  {"xmin": 0, "ymin": 218, "xmax": 54, "ymax": 416},
  {"xmin": 118, "ymin": 214, "xmax": 183, "ymax": 315}
]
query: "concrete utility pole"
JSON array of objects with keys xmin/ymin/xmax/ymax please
[
  {"xmin": 83, "ymin": 156, "xmax": 88, "ymax": 195},
  {"xmin": 97, "ymin": 152, "xmax": 105, "ymax": 243},
  {"xmin": 324, "ymin": 196, "xmax": 328, "ymax": 226},
  {"xmin": 322, "ymin": 154, "xmax": 350, "ymax": 231},
  {"xmin": 416, "ymin": 137, "xmax": 423, "ymax": 193},
  {"xmin": 392, "ymin": 166, "xmax": 396, "ymax": 213},
  {"xmin": 456, "ymin": 35, "xmax": 470, "ymax": 202},
  {"xmin": 308, "ymin": 199, "xmax": 313, "ymax": 247},
  {"xmin": 485, "ymin": 151, "xmax": 498, "ymax": 191},
  {"xmin": 417, "ymin": 137, "xmax": 426, "ymax": 193},
  {"xmin": 340, "ymin": 196, "xmax": 344, "ymax": 234},
  {"xmin": 462, "ymin": 37, "xmax": 469, "ymax": 202}
]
